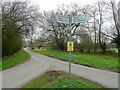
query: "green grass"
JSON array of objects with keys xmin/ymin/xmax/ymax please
[
  {"xmin": 31, "ymin": 49, "xmax": 118, "ymax": 72},
  {"xmin": 0, "ymin": 60, "xmax": 2, "ymax": 71},
  {"xmin": 22, "ymin": 70, "xmax": 104, "ymax": 88},
  {"xmin": 2, "ymin": 50, "xmax": 30, "ymax": 70}
]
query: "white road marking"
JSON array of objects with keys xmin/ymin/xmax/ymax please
[
  {"xmin": 32, "ymin": 56, "xmax": 39, "ymax": 60},
  {"xmin": 60, "ymin": 61, "xmax": 68, "ymax": 64},
  {"xmin": 35, "ymin": 57, "xmax": 39, "ymax": 59},
  {"xmin": 53, "ymin": 69, "xmax": 60, "ymax": 70},
  {"xmin": 41, "ymin": 61, "xmax": 44, "ymax": 63},
  {"xmin": 32, "ymin": 56, "xmax": 44, "ymax": 62}
]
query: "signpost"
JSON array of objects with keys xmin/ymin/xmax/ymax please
[
  {"xmin": 56, "ymin": 15, "xmax": 69, "ymax": 24},
  {"xmin": 56, "ymin": 15, "xmax": 89, "ymax": 84},
  {"xmin": 72, "ymin": 15, "xmax": 89, "ymax": 23},
  {"xmin": 67, "ymin": 41, "xmax": 74, "ymax": 51}
]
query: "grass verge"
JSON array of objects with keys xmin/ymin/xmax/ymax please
[
  {"xmin": 22, "ymin": 70, "xmax": 104, "ymax": 88},
  {"xmin": 2, "ymin": 50, "xmax": 30, "ymax": 70},
  {"xmin": 0, "ymin": 60, "xmax": 1, "ymax": 71},
  {"xmin": 31, "ymin": 49, "xmax": 119, "ymax": 72}
]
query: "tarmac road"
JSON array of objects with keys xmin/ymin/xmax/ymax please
[{"xmin": 2, "ymin": 49, "xmax": 119, "ymax": 88}]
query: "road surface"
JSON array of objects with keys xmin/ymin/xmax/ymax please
[{"xmin": 2, "ymin": 49, "xmax": 119, "ymax": 88}]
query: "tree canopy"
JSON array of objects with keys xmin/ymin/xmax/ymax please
[{"xmin": 2, "ymin": 2, "xmax": 39, "ymax": 56}]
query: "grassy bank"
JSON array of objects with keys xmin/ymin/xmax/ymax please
[
  {"xmin": 22, "ymin": 70, "xmax": 104, "ymax": 88},
  {"xmin": 2, "ymin": 50, "xmax": 30, "ymax": 70},
  {"xmin": 0, "ymin": 60, "xmax": 2, "ymax": 71},
  {"xmin": 31, "ymin": 49, "xmax": 118, "ymax": 72}
]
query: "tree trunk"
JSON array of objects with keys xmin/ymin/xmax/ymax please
[
  {"xmin": 118, "ymin": 44, "xmax": 120, "ymax": 57},
  {"xmin": 98, "ymin": 28, "xmax": 106, "ymax": 54},
  {"xmin": 102, "ymin": 43, "xmax": 106, "ymax": 54},
  {"xmin": 118, "ymin": 2, "xmax": 120, "ymax": 58}
]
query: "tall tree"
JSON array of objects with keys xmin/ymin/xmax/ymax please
[
  {"xmin": 110, "ymin": 0, "xmax": 120, "ymax": 57},
  {"xmin": 2, "ymin": 2, "xmax": 39, "ymax": 56},
  {"xmin": 39, "ymin": 4, "xmax": 88, "ymax": 51}
]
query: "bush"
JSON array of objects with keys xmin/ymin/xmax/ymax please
[{"xmin": 2, "ymin": 32, "xmax": 22, "ymax": 56}]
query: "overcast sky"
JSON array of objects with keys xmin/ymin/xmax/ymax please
[
  {"xmin": 28, "ymin": 0, "xmax": 120, "ymax": 40},
  {"xmin": 30, "ymin": 0, "xmax": 120, "ymax": 11}
]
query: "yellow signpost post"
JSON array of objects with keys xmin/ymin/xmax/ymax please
[{"xmin": 67, "ymin": 41, "xmax": 74, "ymax": 51}]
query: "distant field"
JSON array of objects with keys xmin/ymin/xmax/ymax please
[
  {"xmin": 22, "ymin": 70, "xmax": 104, "ymax": 88},
  {"xmin": 107, "ymin": 48, "xmax": 118, "ymax": 53},
  {"xmin": 2, "ymin": 50, "xmax": 30, "ymax": 70},
  {"xmin": 31, "ymin": 49, "xmax": 119, "ymax": 72}
]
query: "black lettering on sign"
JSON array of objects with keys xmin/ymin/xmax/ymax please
[{"xmin": 69, "ymin": 43, "xmax": 72, "ymax": 46}]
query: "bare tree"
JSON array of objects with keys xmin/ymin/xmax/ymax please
[
  {"xmin": 109, "ymin": 0, "xmax": 120, "ymax": 56},
  {"xmin": 39, "ymin": 4, "xmax": 82, "ymax": 50},
  {"xmin": 83, "ymin": 2, "xmax": 109, "ymax": 53},
  {"xmin": 2, "ymin": 2, "xmax": 39, "ymax": 56}
]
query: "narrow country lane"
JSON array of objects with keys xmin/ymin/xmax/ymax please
[{"xmin": 2, "ymin": 49, "xmax": 119, "ymax": 88}]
